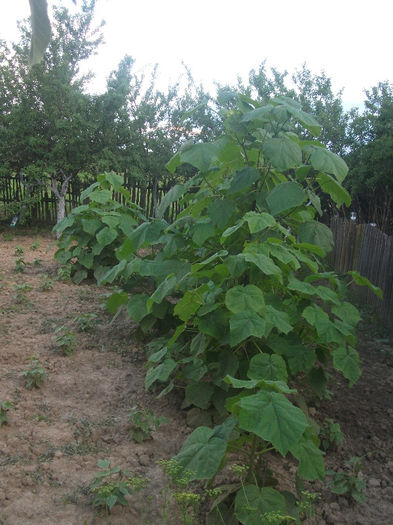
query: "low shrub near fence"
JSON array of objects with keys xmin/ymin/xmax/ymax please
[{"xmin": 331, "ymin": 217, "xmax": 393, "ymax": 327}]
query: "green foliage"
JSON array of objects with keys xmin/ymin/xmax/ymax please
[
  {"xmin": 127, "ymin": 406, "xmax": 169, "ymax": 443},
  {"xmin": 14, "ymin": 257, "xmax": 27, "ymax": 273},
  {"xmin": 89, "ymin": 459, "xmax": 148, "ymax": 515},
  {"xmin": 0, "ymin": 401, "xmax": 14, "ymax": 427},
  {"xmin": 73, "ymin": 313, "xmax": 98, "ymax": 332},
  {"xmin": 62, "ymin": 93, "xmax": 375, "ymax": 519},
  {"xmin": 21, "ymin": 357, "xmax": 47, "ymax": 389},
  {"xmin": 13, "ymin": 283, "xmax": 33, "ymax": 304},
  {"xmin": 54, "ymin": 326, "xmax": 76, "ymax": 355},
  {"xmin": 54, "ymin": 172, "xmax": 144, "ymax": 283},
  {"xmin": 320, "ymin": 418, "xmax": 344, "ymax": 451},
  {"xmin": 30, "ymin": 241, "xmax": 40, "ymax": 251},
  {"xmin": 327, "ymin": 457, "xmax": 366, "ymax": 503},
  {"xmin": 14, "ymin": 245, "xmax": 24, "ymax": 256},
  {"xmin": 56, "ymin": 264, "xmax": 72, "ymax": 282},
  {"xmin": 39, "ymin": 274, "xmax": 54, "ymax": 291}
]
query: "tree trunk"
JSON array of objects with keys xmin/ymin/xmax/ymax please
[{"xmin": 50, "ymin": 173, "xmax": 71, "ymax": 238}]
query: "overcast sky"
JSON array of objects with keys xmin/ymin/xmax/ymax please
[{"xmin": 1, "ymin": 0, "xmax": 392, "ymax": 108}]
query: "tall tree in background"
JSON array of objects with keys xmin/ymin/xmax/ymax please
[
  {"xmin": 0, "ymin": 0, "xmax": 103, "ymax": 224},
  {"xmin": 345, "ymin": 82, "xmax": 393, "ymax": 232}
]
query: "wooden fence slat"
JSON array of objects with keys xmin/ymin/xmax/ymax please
[{"xmin": 331, "ymin": 218, "xmax": 393, "ymax": 329}]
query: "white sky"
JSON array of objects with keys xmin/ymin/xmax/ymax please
[{"xmin": 1, "ymin": 0, "xmax": 393, "ymax": 108}]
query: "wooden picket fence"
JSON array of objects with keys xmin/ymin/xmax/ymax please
[
  {"xmin": 0, "ymin": 174, "xmax": 181, "ymax": 224},
  {"xmin": 331, "ymin": 217, "xmax": 393, "ymax": 326}
]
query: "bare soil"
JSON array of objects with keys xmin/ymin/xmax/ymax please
[{"xmin": 0, "ymin": 231, "xmax": 392, "ymax": 524}]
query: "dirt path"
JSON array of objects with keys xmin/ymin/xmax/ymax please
[{"xmin": 0, "ymin": 231, "xmax": 392, "ymax": 524}]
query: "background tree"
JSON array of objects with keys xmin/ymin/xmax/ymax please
[{"xmin": 345, "ymin": 81, "xmax": 393, "ymax": 232}]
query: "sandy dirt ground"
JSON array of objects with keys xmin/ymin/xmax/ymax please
[{"xmin": 0, "ymin": 231, "xmax": 392, "ymax": 524}]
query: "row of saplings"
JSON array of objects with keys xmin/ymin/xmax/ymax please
[{"xmin": 55, "ymin": 94, "xmax": 376, "ymax": 523}]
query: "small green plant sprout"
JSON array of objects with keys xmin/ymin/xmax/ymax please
[
  {"xmin": 73, "ymin": 313, "xmax": 98, "ymax": 332},
  {"xmin": 320, "ymin": 418, "xmax": 344, "ymax": 451},
  {"xmin": 0, "ymin": 401, "xmax": 14, "ymax": 426},
  {"xmin": 13, "ymin": 283, "xmax": 33, "ymax": 304},
  {"xmin": 89, "ymin": 459, "xmax": 149, "ymax": 515},
  {"xmin": 296, "ymin": 490, "xmax": 320, "ymax": 523},
  {"xmin": 127, "ymin": 407, "xmax": 169, "ymax": 443},
  {"xmin": 327, "ymin": 456, "xmax": 366, "ymax": 503},
  {"xmin": 21, "ymin": 357, "xmax": 47, "ymax": 389},
  {"xmin": 30, "ymin": 241, "xmax": 40, "ymax": 251},
  {"xmin": 14, "ymin": 245, "xmax": 24, "ymax": 256},
  {"xmin": 14, "ymin": 257, "xmax": 27, "ymax": 273},
  {"xmin": 57, "ymin": 264, "xmax": 72, "ymax": 282},
  {"xmin": 33, "ymin": 258, "xmax": 43, "ymax": 267},
  {"xmin": 39, "ymin": 274, "xmax": 54, "ymax": 291},
  {"xmin": 54, "ymin": 326, "xmax": 76, "ymax": 356}
]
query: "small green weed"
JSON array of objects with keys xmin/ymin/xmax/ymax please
[
  {"xmin": 127, "ymin": 407, "xmax": 169, "ymax": 443},
  {"xmin": 13, "ymin": 283, "xmax": 33, "ymax": 304},
  {"xmin": 14, "ymin": 245, "xmax": 24, "ymax": 256},
  {"xmin": 73, "ymin": 313, "xmax": 98, "ymax": 332},
  {"xmin": 39, "ymin": 274, "xmax": 54, "ymax": 291},
  {"xmin": 57, "ymin": 264, "xmax": 72, "ymax": 282},
  {"xmin": 320, "ymin": 418, "xmax": 344, "ymax": 451},
  {"xmin": 54, "ymin": 326, "xmax": 76, "ymax": 356},
  {"xmin": 89, "ymin": 459, "xmax": 149, "ymax": 515},
  {"xmin": 33, "ymin": 258, "xmax": 43, "ymax": 267},
  {"xmin": 21, "ymin": 357, "xmax": 47, "ymax": 389},
  {"xmin": 296, "ymin": 490, "xmax": 321, "ymax": 524},
  {"xmin": 30, "ymin": 241, "xmax": 40, "ymax": 251},
  {"xmin": 0, "ymin": 401, "xmax": 14, "ymax": 426},
  {"xmin": 14, "ymin": 257, "xmax": 27, "ymax": 273},
  {"xmin": 327, "ymin": 456, "xmax": 366, "ymax": 503},
  {"xmin": 3, "ymin": 232, "xmax": 14, "ymax": 241}
]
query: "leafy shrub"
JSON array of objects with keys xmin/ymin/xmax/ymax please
[
  {"xmin": 64, "ymin": 95, "xmax": 379, "ymax": 520},
  {"xmin": 21, "ymin": 357, "xmax": 47, "ymax": 389},
  {"xmin": 54, "ymin": 326, "xmax": 76, "ymax": 355},
  {"xmin": 327, "ymin": 457, "xmax": 366, "ymax": 503},
  {"xmin": 0, "ymin": 401, "xmax": 14, "ymax": 426},
  {"xmin": 89, "ymin": 459, "xmax": 148, "ymax": 515},
  {"xmin": 127, "ymin": 406, "xmax": 169, "ymax": 443},
  {"xmin": 73, "ymin": 313, "xmax": 98, "ymax": 332},
  {"xmin": 320, "ymin": 418, "xmax": 344, "ymax": 451},
  {"xmin": 54, "ymin": 172, "xmax": 144, "ymax": 284}
]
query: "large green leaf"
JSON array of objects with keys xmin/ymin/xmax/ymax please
[
  {"xmin": 145, "ymin": 358, "xmax": 177, "ymax": 390},
  {"xmin": 266, "ymin": 182, "xmax": 306, "ymax": 216},
  {"xmin": 243, "ymin": 252, "xmax": 282, "ymax": 276},
  {"xmin": 302, "ymin": 305, "xmax": 343, "ymax": 345},
  {"xmin": 29, "ymin": 0, "xmax": 51, "ymax": 66},
  {"xmin": 229, "ymin": 311, "xmax": 266, "ymax": 346},
  {"xmin": 240, "ymin": 104, "xmax": 274, "ymax": 122},
  {"xmin": 348, "ymin": 271, "xmax": 383, "ymax": 299},
  {"xmin": 207, "ymin": 200, "xmax": 236, "ymax": 229},
  {"xmin": 310, "ymin": 147, "xmax": 348, "ymax": 182},
  {"xmin": 263, "ymin": 137, "xmax": 302, "ymax": 170},
  {"xmin": 332, "ymin": 302, "xmax": 361, "ymax": 327},
  {"xmin": 333, "ymin": 346, "xmax": 361, "ymax": 386},
  {"xmin": 174, "ymin": 288, "xmax": 205, "ymax": 322},
  {"xmin": 285, "ymin": 107, "xmax": 322, "ymax": 137},
  {"xmin": 96, "ymin": 227, "xmax": 117, "ymax": 247},
  {"xmin": 316, "ymin": 173, "xmax": 351, "ymax": 207},
  {"xmin": 247, "ymin": 353, "xmax": 288, "ymax": 381},
  {"xmin": 148, "ymin": 275, "xmax": 177, "ymax": 308},
  {"xmin": 157, "ymin": 184, "xmax": 187, "ymax": 218},
  {"xmin": 264, "ymin": 305, "xmax": 293, "ymax": 334},
  {"xmin": 81, "ymin": 218, "xmax": 101, "ymax": 235},
  {"xmin": 89, "ymin": 189, "xmax": 113, "ymax": 204},
  {"xmin": 234, "ymin": 485, "xmax": 287, "ymax": 525},
  {"xmin": 244, "ymin": 211, "xmax": 276, "ymax": 233},
  {"xmin": 237, "ymin": 391, "xmax": 308, "ymax": 455},
  {"xmin": 126, "ymin": 294, "xmax": 149, "ymax": 323},
  {"xmin": 225, "ymin": 285, "xmax": 265, "ymax": 314},
  {"xmin": 297, "ymin": 221, "xmax": 334, "ymax": 254},
  {"xmin": 174, "ymin": 417, "xmax": 236, "ymax": 480},
  {"xmin": 192, "ymin": 221, "xmax": 216, "ymax": 246},
  {"xmin": 184, "ymin": 383, "xmax": 214, "ymax": 409},
  {"xmin": 228, "ymin": 167, "xmax": 260, "ymax": 194},
  {"xmin": 290, "ymin": 435, "xmax": 325, "ymax": 481},
  {"xmin": 267, "ymin": 335, "xmax": 316, "ymax": 375},
  {"xmin": 180, "ymin": 142, "xmax": 220, "ymax": 172}
]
